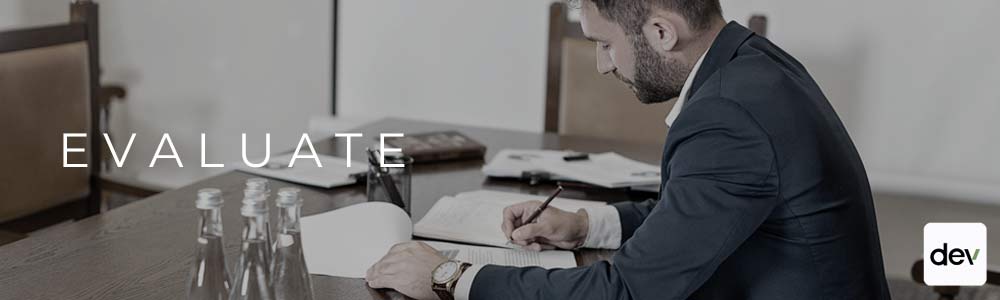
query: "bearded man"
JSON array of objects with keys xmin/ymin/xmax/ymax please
[{"xmin": 367, "ymin": 1, "xmax": 892, "ymax": 299}]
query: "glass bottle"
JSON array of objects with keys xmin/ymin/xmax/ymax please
[
  {"xmin": 187, "ymin": 188, "xmax": 232, "ymax": 300},
  {"xmin": 230, "ymin": 202, "xmax": 276, "ymax": 300},
  {"xmin": 271, "ymin": 188, "xmax": 314, "ymax": 300},
  {"xmin": 243, "ymin": 178, "xmax": 273, "ymax": 266}
]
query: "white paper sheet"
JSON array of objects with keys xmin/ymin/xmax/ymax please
[
  {"xmin": 237, "ymin": 153, "xmax": 366, "ymax": 188},
  {"xmin": 481, "ymin": 149, "xmax": 574, "ymax": 179},
  {"xmin": 301, "ymin": 202, "xmax": 412, "ymax": 278},
  {"xmin": 414, "ymin": 190, "xmax": 606, "ymax": 248},
  {"xmin": 482, "ymin": 149, "xmax": 661, "ymax": 188},
  {"xmin": 543, "ymin": 152, "xmax": 661, "ymax": 188}
]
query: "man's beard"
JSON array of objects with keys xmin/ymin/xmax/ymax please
[{"xmin": 615, "ymin": 36, "xmax": 691, "ymax": 104}]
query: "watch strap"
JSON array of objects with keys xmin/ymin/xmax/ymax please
[{"xmin": 433, "ymin": 262, "xmax": 472, "ymax": 300}]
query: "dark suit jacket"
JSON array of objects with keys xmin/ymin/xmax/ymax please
[{"xmin": 469, "ymin": 22, "xmax": 891, "ymax": 299}]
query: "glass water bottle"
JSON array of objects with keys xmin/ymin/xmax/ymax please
[
  {"xmin": 187, "ymin": 188, "xmax": 232, "ymax": 300},
  {"xmin": 271, "ymin": 188, "xmax": 314, "ymax": 300},
  {"xmin": 229, "ymin": 202, "xmax": 276, "ymax": 300},
  {"xmin": 242, "ymin": 178, "xmax": 273, "ymax": 267}
]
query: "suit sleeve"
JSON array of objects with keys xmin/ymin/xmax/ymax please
[
  {"xmin": 469, "ymin": 98, "xmax": 780, "ymax": 300},
  {"xmin": 612, "ymin": 199, "xmax": 657, "ymax": 242}
]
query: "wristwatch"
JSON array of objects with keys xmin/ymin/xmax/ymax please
[{"xmin": 431, "ymin": 260, "xmax": 471, "ymax": 300}]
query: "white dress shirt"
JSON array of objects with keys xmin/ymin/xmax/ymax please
[{"xmin": 453, "ymin": 50, "xmax": 709, "ymax": 300}]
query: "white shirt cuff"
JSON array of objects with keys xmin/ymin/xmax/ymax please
[
  {"xmin": 454, "ymin": 264, "xmax": 484, "ymax": 300},
  {"xmin": 581, "ymin": 206, "xmax": 622, "ymax": 249}
]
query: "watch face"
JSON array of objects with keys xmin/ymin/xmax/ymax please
[{"xmin": 433, "ymin": 261, "xmax": 459, "ymax": 284}]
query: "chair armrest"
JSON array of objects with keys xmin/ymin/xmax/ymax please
[{"xmin": 96, "ymin": 85, "xmax": 126, "ymax": 173}]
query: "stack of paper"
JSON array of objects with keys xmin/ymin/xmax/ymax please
[
  {"xmin": 236, "ymin": 153, "xmax": 367, "ymax": 188},
  {"xmin": 483, "ymin": 149, "xmax": 661, "ymax": 190}
]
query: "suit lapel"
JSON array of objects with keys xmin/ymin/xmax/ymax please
[
  {"xmin": 685, "ymin": 22, "xmax": 755, "ymax": 109},
  {"xmin": 659, "ymin": 22, "xmax": 754, "ymax": 198}
]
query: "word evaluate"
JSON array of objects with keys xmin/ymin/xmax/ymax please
[{"xmin": 62, "ymin": 133, "xmax": 405, "ymax": 169}]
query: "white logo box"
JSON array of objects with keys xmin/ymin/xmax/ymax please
[{"xmin": 923, "ymin": 222, "xmax": 987, "ymax": 286}]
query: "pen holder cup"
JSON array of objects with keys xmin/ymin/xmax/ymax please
[{"xmin": 366, "ymin": 154, "xmax": 414, "ymax": 215}]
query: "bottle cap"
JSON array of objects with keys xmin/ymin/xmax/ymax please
[
  {"xmin": 276, "ymin": 187, "xmax": 302, "ymax": 207},
  {"xmin": 195, "ymin": 188, "xmax": 223, "ymax": 209},
  {"xmin": 242, "ymin": 189, "xmax": 266, "ymax": 204},
  {"xmin": 243, "ymin": 178, "xmax": 270, "ymax": 205},
  {"xmin": 240, "ymin": 203, "xmax": 268, "ymax": 216},
  {"xmin": 245, "ymin": 178, "xmax": 269, "ymax": 192}
]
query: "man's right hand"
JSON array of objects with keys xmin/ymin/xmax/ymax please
[{"xmin": 501, "ymin": 200, "xmax": 590, "ymax": 251}]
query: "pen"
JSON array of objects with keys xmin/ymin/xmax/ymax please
[{"xmin": 521, "ymin": 186, "xmax": 564, "ymax": 226}]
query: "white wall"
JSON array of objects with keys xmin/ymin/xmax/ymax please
[
  {"xmin": 0, "ymin": 0, "xmax": 65, "ymax": 30},
  {"xmin": 337, "ymin": 0, "xmax": 551, "ymax": 132},
  {"xmin": 94, "ymin": 0, "xmax": 331, "ymax": 187},
  {"xmin": 719, "ymin": 0, "xmax": 1000, "ymax": 204}
]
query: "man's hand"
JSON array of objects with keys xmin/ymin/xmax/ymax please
[
  {"xmin": 366, "ymin": 241, "xmax": 448, "ymax": 300},
  {"xmin": 501, "ymin": 200, "xmax": 590, "ymax": 251}
]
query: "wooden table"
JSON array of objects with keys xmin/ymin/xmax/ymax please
[{"xmin": 0, "ymin": 118, "xmax": 663, "ymax": 299}]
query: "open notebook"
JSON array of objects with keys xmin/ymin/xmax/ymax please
[
  {"xmin": 414, "ymin": 190, "xmax": 608, "ymax": 248},
  {"xmin": 300, "ymin": 201, "xmax": 578, "ymax": 278}
]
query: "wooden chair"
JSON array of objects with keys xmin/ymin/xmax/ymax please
[
  {"xmin": 748, "ymin": 15, "xmax": 768, "ymax": 37},
  {"xmin": 544, "ymin": 2, "xmax": 671, "ymax": 145},
  {"xmin": 0, "ymin": 0, "xmax": 156, "ymax": 242},
  {"xmin": 911, "ymin": 259, "xmax": 1000, "ymax": 299},
  {"xmin": 543, "ymin": 3, "xmax": 769, "ymax": 145}
]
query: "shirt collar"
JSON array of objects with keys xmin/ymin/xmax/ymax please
[{"xmin": 664, "ymin": 51, "xmax": 709, "ymax": 126}]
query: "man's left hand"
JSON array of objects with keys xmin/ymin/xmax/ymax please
[{"xmin": 366, "ymin": 241, "xmax": 449, "ymax": 300}]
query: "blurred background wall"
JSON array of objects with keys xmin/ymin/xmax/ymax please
[
  {"xmin": 4, "ymin": 0, "xmax": 996, "ymax": 202},
  {"xmin": 341, "ymin": 0, "xmax": 1000, "ymax": 206},
  {"xmin": 0, "ymin": 0, "xmax": 331, "ymax": 187}
]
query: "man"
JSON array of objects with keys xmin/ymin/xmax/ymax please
[{"xmin": 367, "ymin": 0, "xmax": 892, "ymax": 299}]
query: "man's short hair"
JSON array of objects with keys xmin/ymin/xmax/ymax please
[{"xmin": 572, "ymin": 0, "xmax": 723, "ymax": 34}]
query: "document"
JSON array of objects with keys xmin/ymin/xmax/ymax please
[
  {"xmin": 301, "ymin": 202, "xmax": 411, "ymax": 278},
  {"xmin": 414, "ymin": 190, "xmax": 607, "ymax": 248},
  {"xmin": 481, "ymin": 149, "xmax": 574, "ymax": 179},
  {"xmin": 236, "ymin": 153, "xmax": 367, "ymax": 188},
  {"xmin": 301, "ymin": 200, "xmax": 577, "ymax": 278},
  {"xmin": 482, "ymin": 149, "xmax": 661, "ymax": 188},
  {"xmin": 544, "ymin": 152, "xmax": 661, "ymax": 188}
]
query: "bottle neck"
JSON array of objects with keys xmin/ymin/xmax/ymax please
[
  {"xmin": 277, "ymin": 205, "xmax": 302, "ymax": 234},
  {"xmin": 241, "ymin": 213, "xmax": 269, "ymax": 241},
  {"xmin": 198, "ymin": 207, "xmax": 224, "ymax": 238}
]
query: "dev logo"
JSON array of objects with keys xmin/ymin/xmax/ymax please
[{"xmin": 923, "ymin": 223, "xmax": 987, "ymax": 286}]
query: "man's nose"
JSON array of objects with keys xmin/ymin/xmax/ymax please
[{"xmin": 596, "ymin": 46, "xmax": 615, "ymax": 75}]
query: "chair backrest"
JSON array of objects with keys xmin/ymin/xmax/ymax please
[
  {"xmin": 0, "ymin": 1, "xmax": 102, "ymax": 223},
  {"xmin": 544, "ymin": 4, "xmax": 770, "ymax": 146},
  {"xmin": 544, "ymin": 2, "xmax": 671, "ymax": 145},
  {"xmin": 748, "ymin": 15, "xmax": 768, "ymax": 37}
]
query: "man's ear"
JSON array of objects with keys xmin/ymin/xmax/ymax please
[{"xmin": 643, "ymin": 17, "xmax": 678, "ymax": 53}]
